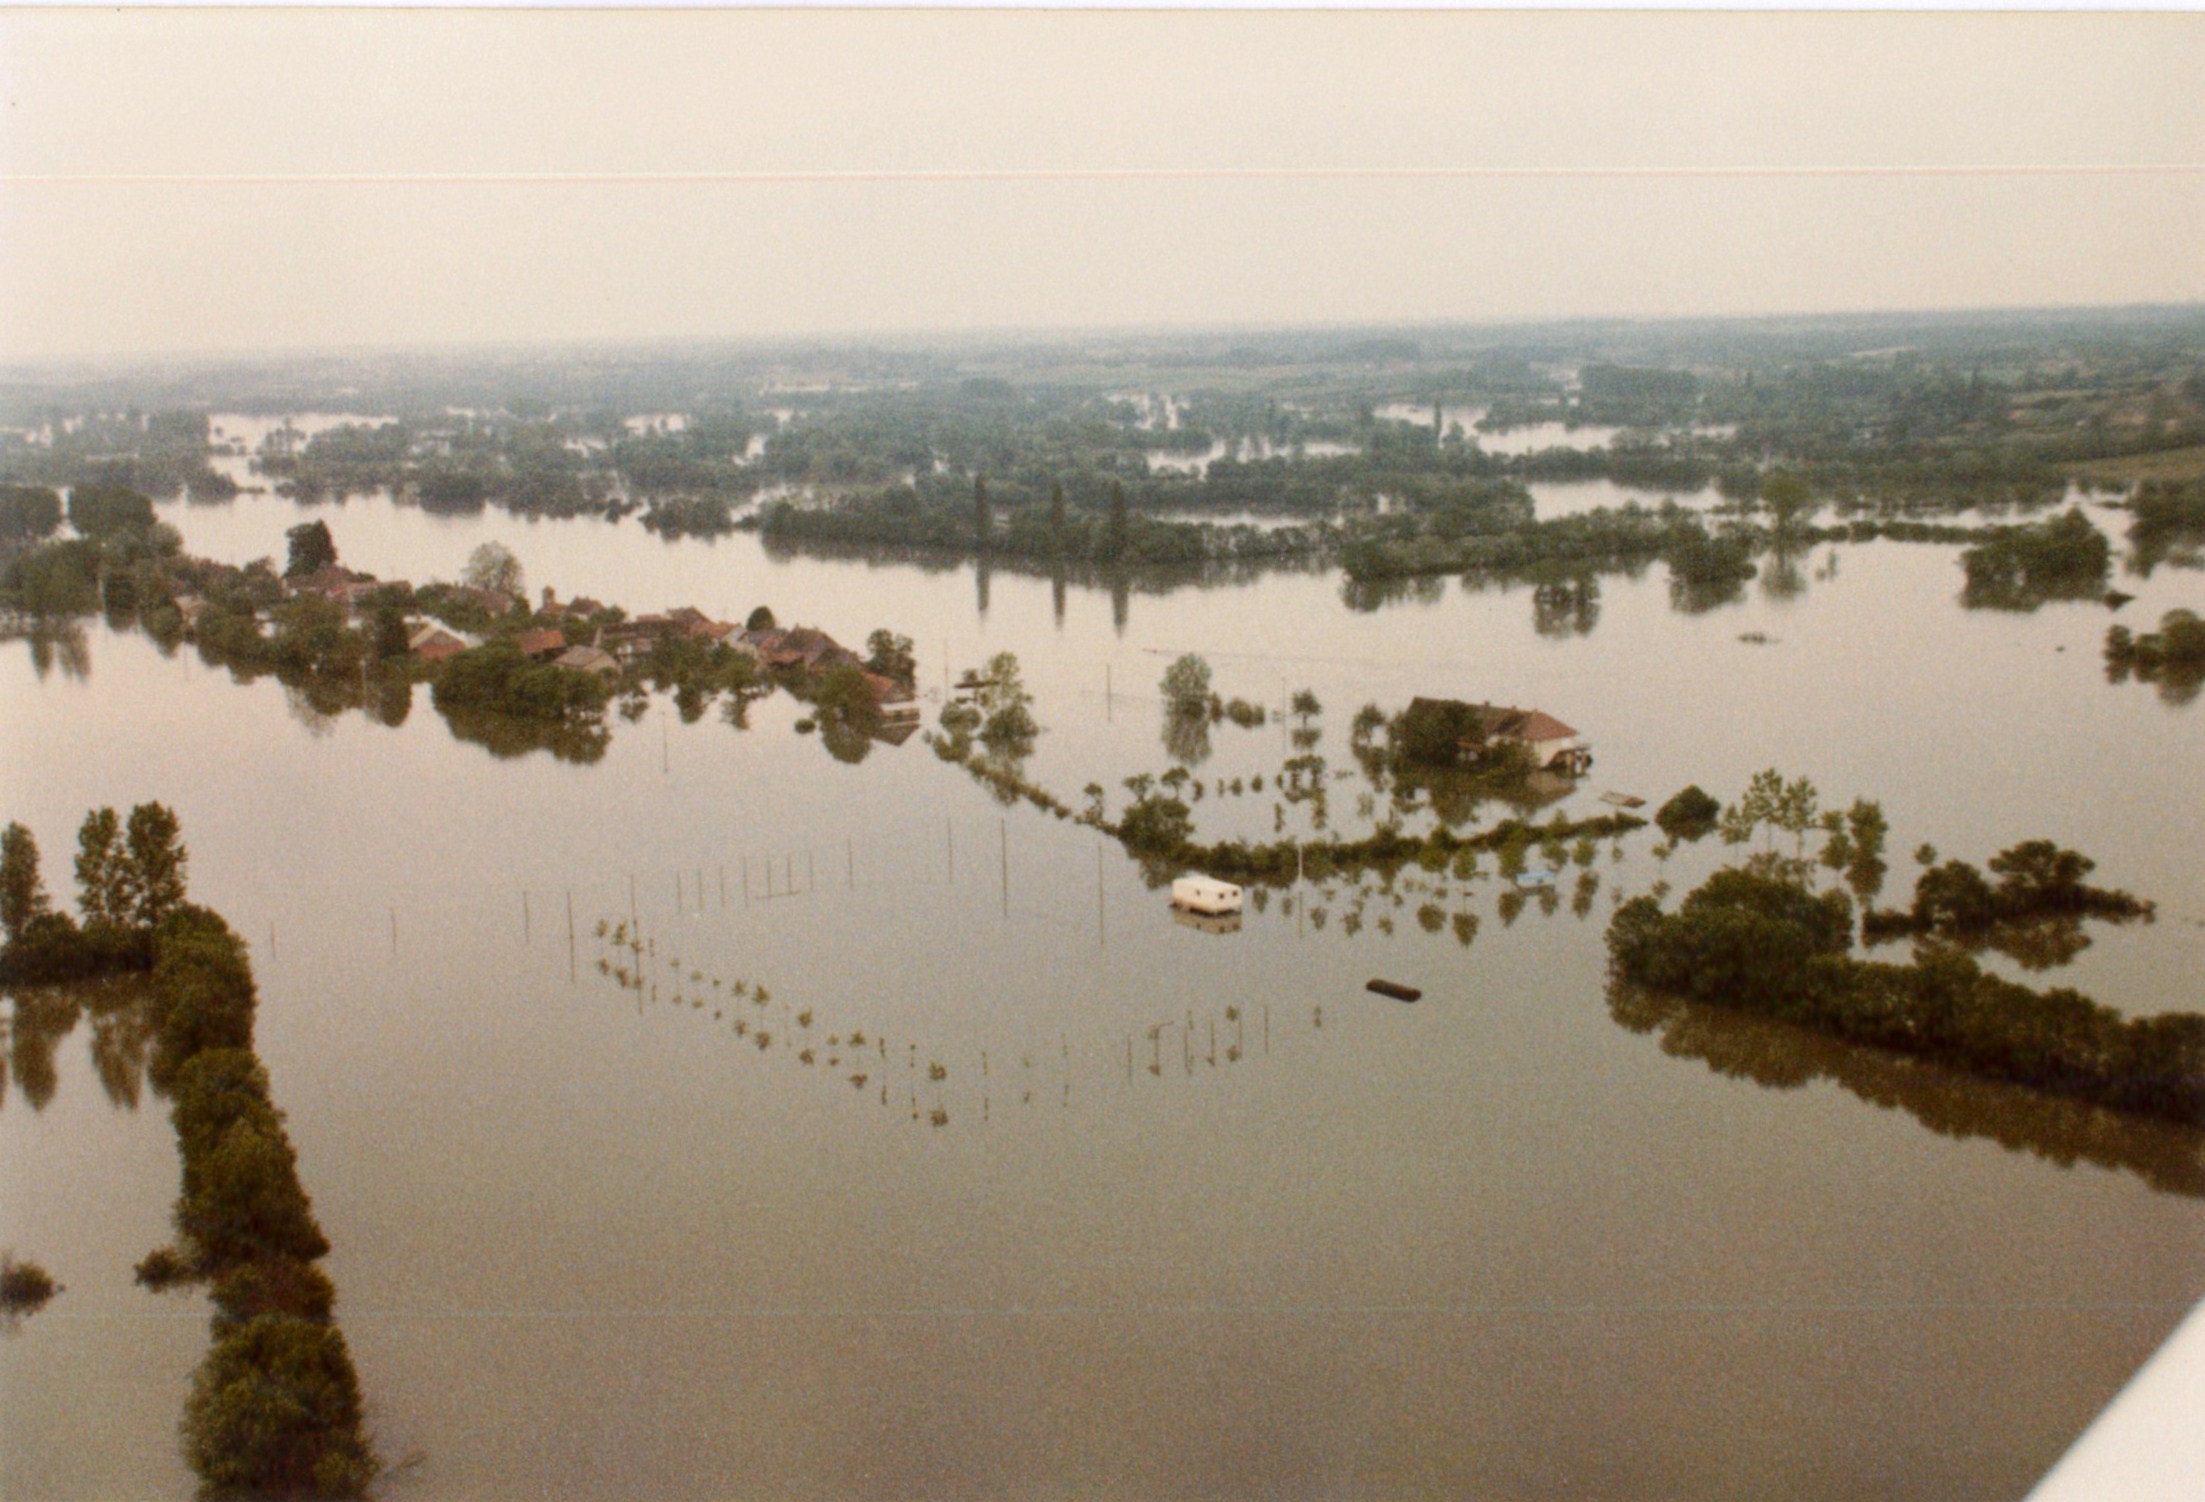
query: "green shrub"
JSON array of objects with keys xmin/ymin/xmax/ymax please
[
  {"xmin": 182, "ymin": 1315, "xmax": 378, "ymax": 1498},
  {"xmin": 1655, "ymin": 785, "xmax": 1722, "ymax": 842},
  {"xmin": 0, "ymin": 1254, "xmax": 59, "ymax": 1312}
]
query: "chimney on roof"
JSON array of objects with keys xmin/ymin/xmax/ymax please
[{"xmin": 543, "ymin": 586, "xmax": 557, "ymax": 607}]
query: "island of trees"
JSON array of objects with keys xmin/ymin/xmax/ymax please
[{"xmin": 1605, "ymin": 772, "xmax": 2197, "ymax": 1127}]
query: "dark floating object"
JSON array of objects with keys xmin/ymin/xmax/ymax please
[
  {"xmin": 1366, "ymin": 979, "xmax": 1422, "ymax": 1003},
  {"xmin": 2104, "ymin": 590, "xmax": 2135, "ymax": 610}
]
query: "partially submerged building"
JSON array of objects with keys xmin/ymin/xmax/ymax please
[
  {"xmin": 1403, "ymin": 697, "xmax": 1593, "ymax": 775},
  {"xmin": 1473, "ymin": 705, "xmax": 1592, "ymax": 776}
]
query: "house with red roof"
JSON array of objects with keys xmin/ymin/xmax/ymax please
[
  {"xmin": 515, "ymin": 627, "xmax": 568, "ymax": 662},
  {"xmin": 408, "ymin": 624, "xmax": 468, "ymax": 664},
  {"xmin": 1467, "ymin": 704, "xmax": 1591, "ymax": 775}
]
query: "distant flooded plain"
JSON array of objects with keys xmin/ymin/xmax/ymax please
[{"xmin": 3, "ymin": 471, "xmax": 2202, "ymax": 1499}]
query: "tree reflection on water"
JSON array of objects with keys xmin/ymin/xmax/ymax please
[
  {"xmin": 1609, "ymin": 981, "xmax": 2205, "ymax": 1198},
  {"xmin": 1, "ymin": 976, "xmax": 158, "ymax": 1114}
]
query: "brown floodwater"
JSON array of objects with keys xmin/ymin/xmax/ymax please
[{"xmin": 2, "ymin": 485, "xmax": 2201, "ymax": 1500}]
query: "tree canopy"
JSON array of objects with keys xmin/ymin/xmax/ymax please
[
  {"xmin": 461, "ymin": 541, "xmax": 525, "ymax": 599},
  {"xmin": 284, "ymin": 520, "xmax": 338, "ymax": 578}
]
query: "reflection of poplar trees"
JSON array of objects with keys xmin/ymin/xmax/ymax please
[{"xmin": 1611, "ymin": 981, "xmax": 2205, "ymax": 1198}]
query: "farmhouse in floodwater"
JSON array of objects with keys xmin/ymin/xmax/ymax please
[
  {"xmin": 1474, "ymin": 705, "xmax": 1592, "ymax": 775},
  {"xmin": 1405, "ymin": 697, "xmax": 1593, "ymax": 775}
]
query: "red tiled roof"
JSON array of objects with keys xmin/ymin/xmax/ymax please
[
  {"xmin": 1512, "ymin": 710, "xmax": 1579, "ymax": 742},
  {"xmin": 516, "ymin": 628, "xmax": 567, "ymax": 658}
]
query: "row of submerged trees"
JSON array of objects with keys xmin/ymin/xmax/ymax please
[
  {"xmin": 1607, "ymin": 771, "xmax": 2199, "ymax": 1127},
  {"xmin": 1, "ymin": 806, "xmax": 378, "ymax": 1497}
]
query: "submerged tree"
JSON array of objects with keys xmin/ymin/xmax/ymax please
[
  {"xmin": 74, "ymin": 808, "xmax": 130, "ymax": 933},
  {"xmin": 461, "ymin": 541, "xmax": 525, "ymax": 600},
  {"xmin": 864, "ymin": 629, "xmax": 916, "ymax": 686},
  {"xmin": 1, "ymin": 821, "xmax": 51, "ymax": 942},
  {"xmin": 1160, "ymin": 654, "xmax": 1212, "ymax": 721},
  {"xmin": 124, "ymin": 802, "xmax": 189, "ymax": 931},
  {"xmin": 976, "ymin": 651, "xmax": 1038, "ymax": 754},
  {"xmin": 283, "ymin": 520, "xmax": 337, "ymax": 579}
]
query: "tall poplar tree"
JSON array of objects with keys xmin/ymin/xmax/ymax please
[
  {"xmin": 75, "ymin": 807, "xmax": 128, "ymax": 932},
  {"xmin": 1, "ymin": 821, "xmax": 50, "ymax": 942}
]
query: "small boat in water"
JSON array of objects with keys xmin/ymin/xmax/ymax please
[{"xmin": 1365, "ymin": 979, "xmax": 1421, "ymax": 1002}]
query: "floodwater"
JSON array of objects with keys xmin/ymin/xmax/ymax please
[
  {"xmin": 1146, "ymin": 437, "xmax": 1360, "ymax": 477},
  {"xmin": 4, "ymin": 477, "xmax": 2203, "ymax": 1500},
  {"xmin": 1525, "ymin": 477, "xmax": 1718, "ymax": 520},
  {"xmin": 1375, "ymin": 403, "xmax": 1629, "ymax": 456}
]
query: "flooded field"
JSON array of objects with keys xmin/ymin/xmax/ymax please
[{"xmin": 4, "ymin": 482, "xmax": 2203, "ymax": 1500}]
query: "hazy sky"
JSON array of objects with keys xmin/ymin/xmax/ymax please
[{"xmin": 3, "ymin": 9, "xmax": 2202, "ymax": 365}]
